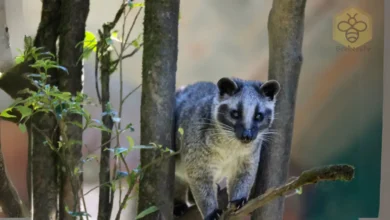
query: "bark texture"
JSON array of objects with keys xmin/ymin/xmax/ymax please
[
  {"xmin": 251, "ymin": 1, "xmax": 307, "ymax": 220},
  {"xmin": 97, "ymin": 24, "xmax": 115, "ymax": 220},
  {"xmin": 29, "ymin": 113, "xmax": 59, "ymax": 220},
  {"xmin": 57, "ymin": 0, "xmax": 90, "ymax": 218},
  {"xmin": 0, "ymin": 1, "xmax": 62, "ymax": 219},
  {"xmin": 27, "ymin": 1, "xmax": 62, "ymax": 219},
  {"xmin": 96, "ymin": 4, "xmax": 127, "ymax": 220},
  {"xmin": 137, "ymin": 0, "xmax": 180, "ymax": 219}
]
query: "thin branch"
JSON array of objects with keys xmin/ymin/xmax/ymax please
[
  {"xmin": 113, "ymin": 154, "xmax": 132, "ymax": 220},
  {"xmin": 108, "ymin": 3, "xmax": 127, "ymax": 30},
  {"xmin": 121, "ymin": 83, "xmax": 142, "ymax": 104},
  {"xmin": 219, "ymin": 164, "xmax": 355, "ymax": 220},
  {"xmin": 113, "ymin": 1, "xmax": 130, "ymax": 207},
  {"xmin": 95, "ymin": 45, "xmax": 102, "ymax": 104},
  {"xmin": 123, "ymin": 7, "xmax": 143, "ymax": 51},
  {"xmin": 98, "ymin": 4, "xmax": 128, "ymax": 219},
  {"xmin": 110, "ymin": 7, "xmax": 143, "ymax": 72},
  {"xmin": 111, "ymin": 44, "xmax": 143, "ymax": 66}
]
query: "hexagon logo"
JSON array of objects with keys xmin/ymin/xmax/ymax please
[{"xmin": 333, "ymin": 7, "xmax": 372, "ymax": 48}]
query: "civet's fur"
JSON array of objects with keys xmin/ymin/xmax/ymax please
[{"xmin": 174, "ymin": 77, "xmax": 280, "ymax": 220}]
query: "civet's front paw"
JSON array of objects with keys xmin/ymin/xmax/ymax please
[
  {"xmin": 204, "ymin": 209, "xmax": 223, "ymax": 220},
  {"xmin": 230, "ymin": 197, "xmax": 248, "ymax": 211}
]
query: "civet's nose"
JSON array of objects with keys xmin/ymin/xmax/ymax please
[{"xmin": 240, "ymin": 129, "xmax": 254, "ymax": 143}]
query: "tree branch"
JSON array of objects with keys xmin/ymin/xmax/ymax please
[
  {"xmin": 97, "ymin": 4, "xmax": 127, "ymax": 220},
  {"xmin": 222, "ymin": 164, "xmax": 354, "ymax": 220},
  {"xmin": 178, "ymin": 164, "xmax": 355, "ymax": 220},
  {"xmin": 251, "ymin": 0, "xmax": 307, "ymax": 219},
  {"xmin": 0, "ymin": 0, "xmax": 62, "ymax": 100}
]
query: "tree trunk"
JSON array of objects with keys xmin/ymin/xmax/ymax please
[
  {"xmin": 29, "ymin": 113, "xmax": 59, "ymax": 220},
  {"xmin": 57, "ymin": 0, "xmax": 90, "ymax": 218},
  {"xmin": 28, "ymin": 1, "xmax": 62, "ymax": 219},
  {"xmin": 251, "ymin": 1, "xmax": 307, "ymax": 220},
  {"xmin": 0, "ymin": 0, "xmax": 61, "ymax": 219},
  {"xmin": 137, "ymin": 0, "xmax": 180, "ymax": 219}
]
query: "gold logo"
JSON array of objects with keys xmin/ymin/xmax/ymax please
[{"xmin": 333, "ymin": 7, "xmax": 372, "ymax": 48}]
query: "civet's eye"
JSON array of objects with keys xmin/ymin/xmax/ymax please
[
  {"xmin": 230, "ymin": 110, "xmax": 240, "ymax": 119},
  {"xmin": 254, "ymin": 113, "xmax": 264, "ymax": 121}
]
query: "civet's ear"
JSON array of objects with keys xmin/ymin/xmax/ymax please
[
  {"xmin": 217, "ymin": 77, "xmax": 239, "ymax": 96},
  {"xmin": 259, "ymin": 80, "xmax": 280, "ymax": 101}
]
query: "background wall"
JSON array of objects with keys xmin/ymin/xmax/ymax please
[{"xmin": 0, "ymin": 0, "xmax": 384, "ymax": 219}]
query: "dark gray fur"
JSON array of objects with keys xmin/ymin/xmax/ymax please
[{"xmin": 174, "ymin": 77, "xmax": 280, "ymax": 219}]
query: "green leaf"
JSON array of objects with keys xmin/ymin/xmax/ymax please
[
  {"xmin": 82, "ymin": 155, "xmax": 97, "ymax": 163},
  {"xmin": 135, "ymin": 206, "xmax": 159, "ymax": 219},
  {"xmin": 105, "ymin": 147, "xmax": 128, "ymax": 156},
  {"xmin": 84, "ymin": 31, "xmax": 97, "ymax": 52},
  {"xmin": 65, "ymin": 206, "xmax": 91, "ymax": 217},
  {"xmin": 131, "ymin": 33, "xmax": 143, "ymax": 48},
  {"xmin": 116, "ymin": 171, "xmax": 129, "ymax": 179},
  {"xmin": 0, "ymin": 108, "xmax": 16, "ymax": 118},
  {"xmin": 295, "ymin": 186, "xmax": 303, "ymax": 195},
  {"xmin": 15, "ymin": 105, "xmax": 32, "ymax": 119},
  {"xmin": 54, "ymin": 65, "xmax": 69, "ymax": 74},
  {"xmin": 125, "ymin": 123, "xmax": 135, "ymax": 132},
  {"xmin": 178, "ymin": 127, "xmax": 184, "ymax": 136},
  {"xmin": 111, "ymin": 30, "xmax": 121, "ymax": 42},
  {"xmin": 127, "ymin": 136, "xmax": 134, "ymax": 148},
  {"xmin": 112, "ymin": 116, "xmax": 121, "ymax": 123},
  {"xmin": 74, "ymin": 167, "xmax": 80, "ymax": 175},
  {"xmin": 111, "ymin": 181, "xmax": 116, "ymax": 192},
  {"xmin": 129, "ymin": 2, "xmax": 145, "ymax": 8},
  {"xmin": 68, "ymin": 121, "xmax": 84, "ymax": 129},
  {"xmin": 18, "ymin": 123, "xmax": 27, "ymax": 133},
  {"xmin": 105, "ymin": 37, "xmax": 113, "ymax": 45},
  {"xmin": 15, "ymin": 55, "xmax": 25, "ymax": 64}
]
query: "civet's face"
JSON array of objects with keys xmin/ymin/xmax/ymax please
[{"xmin": 215, "ymin": 77, "xmax": 280, "ymax": 144}]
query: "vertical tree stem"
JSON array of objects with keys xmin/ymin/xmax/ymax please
[
  {"xmin": 57, "ymin": 0, "xmax": 90, "ymax": 218},
  {"xmin": 137, "ymin": 0, "xmax": 180, "ymax": 219},
  {"xmin": 251, "ymin": 1, "xmax": 307, "ymax": 220}
]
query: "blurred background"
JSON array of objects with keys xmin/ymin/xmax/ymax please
[{"xmin": 0, "ymin": 0, "xmax": 384, "ymax": 219}]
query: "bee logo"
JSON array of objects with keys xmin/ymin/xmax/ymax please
[
  {"xmin": 333, "ymin": 7, "xmax": 372, "ymax": 48},
  {"xmin": 337, "ymin": 13, "xmax": 368, "ymax": 43}
]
